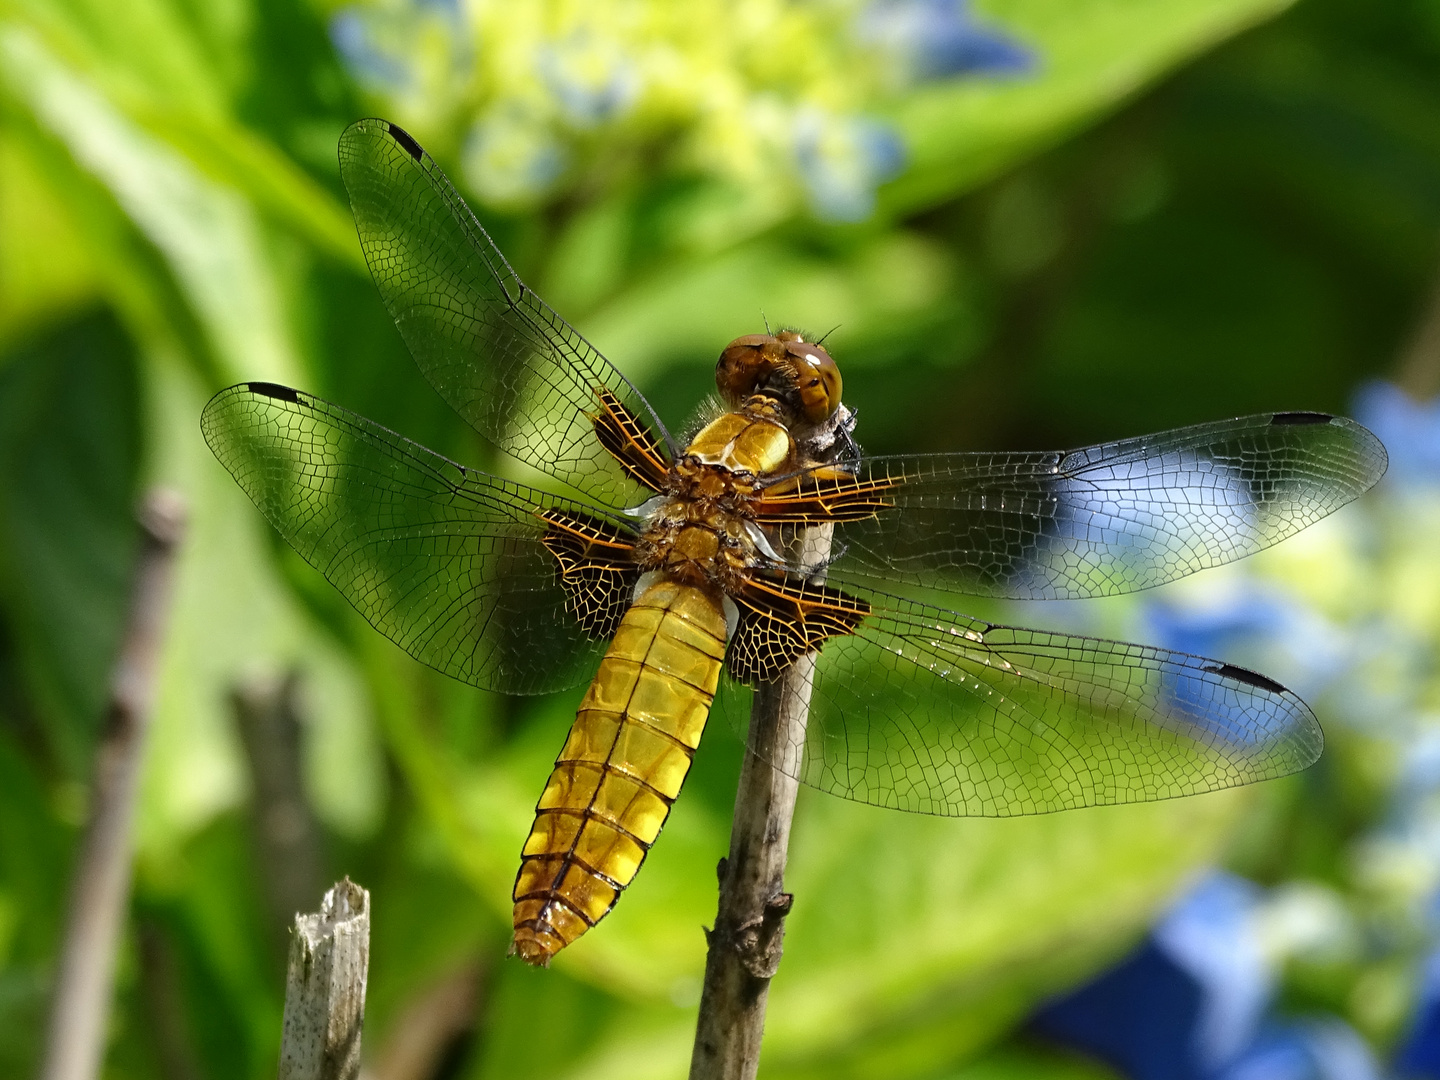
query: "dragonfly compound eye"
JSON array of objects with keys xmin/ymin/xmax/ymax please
[
  {"xmin": 715, "ymin": 334, "xmax": 781, "ymax": 408},
  {"xmin": 785, "ymin": 340, "xmax": 842, "ymax": 422},
  {"xmin": 715, "ymin": 333, "xmax": 842, "ymax": 422}
]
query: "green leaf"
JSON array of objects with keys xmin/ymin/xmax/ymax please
[
  {"xmin": 760, "ymin": 789, "xmax": 1248, "ymax": 1077},
  {"xmin": 0, "ymin": 125, "xmax": 104, "ymax": 345},
  {"xmin": 138, "ymin": 109, "xmax": 362, "ymax": 268},
  {"xmin": 882, "ymin": 0, "xmax": 1299, "ymax": 215},
  {"xmin": 1, "ymin": 24, "xmax": 300, "ymax": 383},
  {"xmin": 132, "ymin": 819, "xmax": 282, "ymax": 1080},
  {"xmin": 0, "ymin": 733, "xmax": 77, "ymax": 1077},
  {"xmin": 0, "ymin": 309, "xmax": 140, "ymax": 775}
]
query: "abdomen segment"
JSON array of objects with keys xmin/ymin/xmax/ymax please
[{"xmin": 512, "ymin": 578, "xmax": 728, "ymax": 965}]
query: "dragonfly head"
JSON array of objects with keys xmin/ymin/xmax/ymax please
[{"xmin": 716, "ymin": 330, "xmax": 843, "ymax": 424}]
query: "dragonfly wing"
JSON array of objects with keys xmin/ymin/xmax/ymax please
[
  {"xmin": 756, "ymin": 412, "xmax": 1386, "ymax": 599},
  {"xmin": 721, "ymin": 592, "xmax": 1321, "ymax": 816},
  {"xmin": 202, "ymin": 383, "xmax": 640, "ymax": 695},
  {"xmin": 338, "ymin": 117, "xmax": 673, "ymax": 505}
]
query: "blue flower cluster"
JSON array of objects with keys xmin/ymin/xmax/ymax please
[
  {"xmin": 857, "ymin": 0, "xmax": 1035, "ymax": 83},
  {"xmin": 1035, "ymin": 874, "xmax": 1379, "ymax": 1080},
  {"xmin": 325, "ymin": 0, "xmax": 1035, "ymax": 220},
  {"xmin": 793, "ymin": 110, "xmax": 906, "ymax": 222}
]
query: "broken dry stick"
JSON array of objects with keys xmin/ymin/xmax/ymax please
[{"xmin": 278, "ymin": 879, "xmax": 371, "ymax": 1080}]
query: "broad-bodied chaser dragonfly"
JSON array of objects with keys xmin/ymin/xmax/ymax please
[{"xmin": 203, "ymin": 119, "xmax": 1387, "ymax": 966}]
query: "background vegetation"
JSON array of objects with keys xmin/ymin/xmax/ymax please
[{"xmin": 1, "ymin": 0, "xmax": 1438, "ymax": 1076}]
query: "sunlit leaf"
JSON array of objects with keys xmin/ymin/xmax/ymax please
[
  {"xmin": 0, "ymin": 25, "xmax": 303, "ymax": 384},
  {"xmin": 886, "ymin": 0, "xmax": 1299, "ymax": 214}
]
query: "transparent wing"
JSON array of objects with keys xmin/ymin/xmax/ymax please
[
  {"xmin": 719, "ymin": 593, "xmax": 1321, "ymax": 816},
  {"xmin": 338, "ymin": 117, "xmax": 673, "ymax": 506},
  {"xmin": 201, "ymin": 382, "xmax": 636, "ymax": 695},
  {"xmin": 761, "ymin": 412, "xmax": 1386, "ymax": 600}
]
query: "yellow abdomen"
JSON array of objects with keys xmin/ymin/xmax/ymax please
[{"xmin": 511, "ymin": 578, "xmax": 728, "ymax": 965}]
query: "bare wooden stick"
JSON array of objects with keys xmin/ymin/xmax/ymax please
[
  {"xmin": 279, "ymin": 879, "xmax": 371, "ymax": 1080},
  {"xmin": 233, "ymin": 669, "xmax": 324, "ymax": 957},
  {"xmin": 40, "ymin": 489, "xmax": 187, "ymax": 1080},
  {"xmin": 689, "ymin": 525, "xmax": 831, "ymax": 1080}
]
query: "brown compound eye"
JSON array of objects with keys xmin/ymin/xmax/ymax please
[
  {"xmin": 785, "ymin": 341, "xmax": 843, "ymax": 422},
  {"xmin": 716, "ymin": 334, "xmax": 779, "ymax": 407}
]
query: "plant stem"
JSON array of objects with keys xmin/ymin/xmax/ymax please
[
  {"xmin": 689, "ymin": 525, "xmax": 831, "ymax": 1080},
  {"xmin": 40, "ymin": 489, "xmax": 187, "ymax": 1080}
]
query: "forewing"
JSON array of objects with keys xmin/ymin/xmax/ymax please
[
  {"xmin": 759, "ymin": 412, "xmax": 1386, "ymax": 599},
  {"xmin": 721, "ymin": 593, "xmax": 1321, "ymax": 816},
  {"xmin": 338, "ymin": 117, "xmax": 673, "ymax": 505},
  {"xmin": 201, "ymin": 383, "xmax": 637, "ymax": 695}
]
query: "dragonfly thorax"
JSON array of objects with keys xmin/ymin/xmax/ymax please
[
  {"xmin": 631, "ymin": 406, "xmax": 798, "ymax": 592},
  {"xmin": 633, "ymin": 487, "xmax": 754, "ymax": 593}
]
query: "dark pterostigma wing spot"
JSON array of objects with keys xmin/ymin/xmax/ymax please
[
  {"xmin": 247, "ymin": 381, "xmax": 300, "ymax": 403},
  {"xmin": 386, "ymin": 121, "xmax": 424, "ymax": 161},
  {"xmin": 715, "ymin": 593, "xmax": 1324, "ymax": 817},
  {"xmin": 1270, "ymin": 411, "xmax": 1334, "ymax": 426},
  {"xmin": 337, "ymin": 117, "xmax": 673, "ymax": 508},
  {"xmin": 1203, "ymin": 663, "xmax": 1290, "ymax": 696}
]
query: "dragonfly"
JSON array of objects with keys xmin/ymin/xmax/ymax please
[{"xmin": 202, "ymin": 118, "xmax": 1387, "ymax": 967}]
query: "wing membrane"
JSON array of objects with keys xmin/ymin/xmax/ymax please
[
  {"xmin": 338, "ymin": 117, "xmax": 673, "ymax": 505},
  {"xmin": 759, "ymin": 412, "xmax": 1386, "ymax": 600},
  {"xmin": 720, "ymin": 592, "xmax": 1321, "ymax": 816},
  {"xmin": 201, "ymin": 382, "xmax": 638, "ymax": 695}
]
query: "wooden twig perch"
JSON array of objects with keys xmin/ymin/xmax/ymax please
[
  {"xmin": 40, "ymin": 489, "xmax": 186, "ymax": 1080},
  {"xmin": 233, "ymin": 669, "xmax": 324, "ymax": 955},
  {"xmin": 689, "ymin": 526, "xmax": 831, "ymax": 1080},
  {"xmin": 279, "ymin": 879, "xmax": 371, "ymax": 1080}
]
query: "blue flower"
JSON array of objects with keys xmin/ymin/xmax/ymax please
[
  {"xmin": 1220, "ymin": 1021, "xmax": 1380, "ymax": 1080},
  {"xmin": 1353, "ymin": 381, "xmax": 1440, "ymax": 486},
  {"xmin": 330, "ymin": 8, "xmax": 411, "ymax": 92},
  {"xmin": 462, "ymin": 107, "xmax": 568, "ymax": 204},
  {"xmin": 1034, "ymin": 875, "xmax": 1375, "ymax": 1080},
  {"xmin": 1143, "ymin": 588, "xmax": 1349, "ymax": 703},
  {"xmin": 1397, "ymin": 946, "xmax": 1440, "ymax": 1076},
  {"xmin": 329, "ymin": 2, "xmax": 469, "ymax": 95},
  {"xmin": 793, "ymin": 110, "xmax": 906, "ymax": 222},
  {"xmin": 1032, "ymin": 874, "xmax": 1270, "ymax": 1080},
  {"xmin": 539, "ymin": 32, "xmax": 640, "ymax": 128},
  {"xmin": 1153, "ymin": 876, "xmax": 1273, "ymax": 1070},
  {"xmin": 858, "ymin": 0, "xmax": 1036, "ymax": 83}
]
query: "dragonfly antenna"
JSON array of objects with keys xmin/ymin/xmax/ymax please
[{"xmin": 816, "ymin": 324, "xmax": 841, "ymax": 346}]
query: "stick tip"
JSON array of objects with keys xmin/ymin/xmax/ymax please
[
  {"xmin": 322, "ymin": 877, "xmax": 368, "ymax": 922},
  {"xmin": 138, "ymin": 488, "xmax": 187, "ymax": 546}
]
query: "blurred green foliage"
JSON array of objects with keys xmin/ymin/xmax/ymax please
[{"xmin": 1, "ymin": 0, "xmax": 1438, "ymax": 1077}]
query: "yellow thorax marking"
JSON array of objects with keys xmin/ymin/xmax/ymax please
[{"xmin": 686, "ymin": 412, "xmax": 792, "ymax": 475}]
